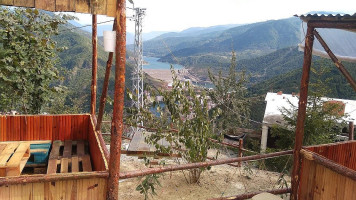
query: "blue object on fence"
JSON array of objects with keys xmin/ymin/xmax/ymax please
[{"xmin": 27, "ymin": 143, "xmax": 51, "ymax": 165}]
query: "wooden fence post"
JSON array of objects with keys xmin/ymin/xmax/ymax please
[{"xmin": 238, "ymin": 139, "xmax": 243, "ymax": 167}]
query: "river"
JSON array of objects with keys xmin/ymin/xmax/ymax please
[{"xmin": 143, "ymin": 56, "xmax": 183, "ymax": 70}]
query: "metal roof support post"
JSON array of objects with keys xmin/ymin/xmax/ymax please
[
  {"xmin": 96, "ymin": 19, "xmax": 117, "ymax": 131},
  {"xmin": 107, "ymin": 0, "xmax": 126, "ymax": 199},
  {"xmin": 91, "ymin": 14, "xmax": 98, "ymax": 115},
  {"xmin": 291, "ymin": 25, "xmax": 315, "ymax": 200}
]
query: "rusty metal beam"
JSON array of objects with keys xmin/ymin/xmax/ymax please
[
  {"xmin": 119, "ymin": 150, "xmax": 293, "ymax": 179},
  {"xmin": 107, "ymin": 0, "xmax": 126, "ymax": 199},
  {"xmin": 313, "ymin": 30, "xmax": 356, "ymax": 92},
  {"xmin": 96, "ymin": 19, "xmax": 117, "ymax": 131},
  {"xmin": 291, "ymin": 25, "xmax": 315, "ymax": 200},
  {"xmin": 91, "ymin": 14, "xmax": 98, "ymax": 115},
  {"xmin": 209, "ymin": 188, "xmax": 291, "ymax": 200}
]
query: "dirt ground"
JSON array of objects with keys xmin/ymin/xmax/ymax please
[{"xmin": 117, "ymin": 146, "xmax": 291, "ymax": 200}]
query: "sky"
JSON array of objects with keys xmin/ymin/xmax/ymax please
[{"xmin": 73, "ymin": 0, "xmax": 355, "ymax": 33}]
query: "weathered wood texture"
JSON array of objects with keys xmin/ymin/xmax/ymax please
[
  {"xmin": 0, "ymin": 0, "xmax": 115, "ymax": 16},
  {"xmin": 299, "ymin": 141, "xmax": 356, "ymax": 199},
  {"xmin": 0, "ymin": 114, "xmax": 89, "ymax": 141},
  {"xmin": 306, "ymin": 141, "xmax": 356, "ymax": 170},
  {"xmin": 0, "ymin": 114, "xmax": 108, "ymax": 199},
  {"xmin": 0, "ymin": 177, "xmax": 107, "ymax": 199},
  {"xmin": 0, "ymin": 114, "xmax": 107, "ymax": 171}
]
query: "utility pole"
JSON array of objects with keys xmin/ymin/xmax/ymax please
[{"xmin": 132, "ymin": 7, "xmax": 146, "ymax": 114}]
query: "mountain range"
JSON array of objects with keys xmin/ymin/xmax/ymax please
[{"xmin": 59, "ymin": 14, "xmax": 356, "ymax": 118}]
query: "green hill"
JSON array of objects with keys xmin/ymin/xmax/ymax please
[{"xmin": 146, "ymin": 17, "xmax": 300, "ymax": 63}]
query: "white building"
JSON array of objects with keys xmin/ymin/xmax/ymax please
[{"xmin": 261, "ymin": 92, "xmax": 356, "ymax": 152}]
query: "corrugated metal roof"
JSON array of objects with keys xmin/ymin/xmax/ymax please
[{"xmin": 295, "ymin": 13, "xmax": 356, "ymax": 23}]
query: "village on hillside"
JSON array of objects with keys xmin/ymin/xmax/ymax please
[{"xmin": 0, "ymin": 1, "xmax": 356, "ymax": 200}]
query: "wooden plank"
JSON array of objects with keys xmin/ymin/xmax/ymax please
[
  {"xmin": 77, "ymin": 140, "xmax": 85, "ymax": 156},
  {"xmin": 20, "ymin": 116, "xmax": 26, "ymax": 141},
  {"xmin": 9, "ymin": 184, "xmax": 22, "ymax": 199},
  {"xmin": 0, "ymin": 143, "xmax": 19, "ymax": 167},
  {"xmin": 0, "ymin": 0, "xmax": 13, "ymax": 6},
  {"xmin": 343, "ymin": 177, "xmax": 356, "ymax": 199},
  {"xmin": 40, "ymin": 115, "xmax": 45, "ymax": 140},
  {"xmin": 6, "ymin": 142, "xmax": 30, "ymax": 167},
  {"xmin": 33, "ymin": 182, "xmax": 45, "ymax": 200},
  {"xmin": 63, "ymin": 140, "xmax": 72, "ymax": 158},
  {"xmin": 56, "ymin": 0, "xmax": 75, "ymax": 11},
  {"xmin": 321, "ymin": 168, "xmax": 337, "ymax": 199},
  {"xmin": 20, "ymin": 183, "xmax": 32, "ymax": 199},
  {"xmin": 313, "ymin": 164, "xmax": 325, "ymax": 199},
  {"xmin": 299, "ymin": 159, "xmax": 310, "ymax": 199},
  {"xmin": 66, "ymin": 115, "xmax": 71, "ymax": 140},
  {"xmin": 72, "ymin": 156, "xmax": 79, "ymax": 172},
  {"xmin": 106, "ymin": 0, "xmax": 116, "ymax": 17},
  {"xmin": 53, "ymin": 116, "xmax": 59, "ymax": 140},
  {"xmin": 35, "ymin": 0, "xmax": 55, "ymax": 11},
  {"xmin": 49, "ymin": 140, "xmax": 61, "ymax": 159},
  {"xmin": 335, "ymin": 173, "xmax": 347, "ymax": 200},
  {"xmin": 76, "ymin": 0, "xmax": 90, "ymax": 13},
  {"xmin": 72, "ymin": 115, "xmax": 76, "ymax": 140},
  {"xmin": 94, "ymin": 0, "xmax": 107, "ymax": 15},
  {"xmin": 60, "ymin": 140, "xmax": 72, "ymax": 173},
  {"xmin": 47, "ymin": 159, "xmax": 57, "ymax": 174},
  {"xmin": 82, "ymin": 155, "xmax": 92, "ymax": 172},
  {"xmin": 48, "ymin": 116, "xmax": 53, "ymax": 140},
  {"xmin": 60, "ymin": 158, "xmax": 68, "ymax": 173},
  {"xmin": 0, "ymin": 185, "xmax": 10, "ymax": 199},
  {"xmin": 0, "ymin": 144, "xmax": 7, "ymax": 155}
]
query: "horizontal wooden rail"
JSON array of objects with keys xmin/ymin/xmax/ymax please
[
  {"xmin": 119, "ymin": 150, "xmax": 293, "ymax": 179},
  {"xmin": 209, "ymin": 188, "xmax": 291, "ymax": 200},
  {"xmin": 300, "ymin": 149, "xmax": 356, "ymax": 181},
  {"xmin": 0, "ymin": 171, "xmax": 109, "ymax": 186}
]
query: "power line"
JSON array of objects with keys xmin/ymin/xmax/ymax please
[{"xmin": 59, "ymin": 19, "xmax": 115, "ymax": 33}]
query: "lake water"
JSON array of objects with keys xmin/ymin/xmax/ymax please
[{"xmin": 143, "ymin": 56, "xmax": 183, "ymax": 70}]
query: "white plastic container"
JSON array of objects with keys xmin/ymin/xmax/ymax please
[{"xmin": 103, "ymin": 31, "xmax": 116, "ymax": 52}]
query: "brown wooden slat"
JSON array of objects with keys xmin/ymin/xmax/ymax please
[
  {"xmin": 82, "ymin": 155, "xmax": 92, "ymax": 172},
  {"xmin": 0, "ymin": 0, "xmax": 13, "ymax": 5},
  {"xmin": 6, "ymin": 143, "xmax": 30, "ymax": 167},
  {"xmin": 63, "ymin": 140, "xmax": 72, "ymax": 158},
  {"xmin": 72, "ymin": 156, "xmax": 79, "ymax": 172},
  {"xmin": 47, "ymin": 159, "xmax": 57, "ymax": 174},
  {"xmin": 49, "ymin": 141, "xmax": 61, "ymax": 159},
  {"xmin": 14, "ymin": 0, "xmax": 34, "ymax": 8},
  {"xmin": 56, "ymin": 0, "xmax": 75, "ymax": 11},
  {"xmin": 0, "ymin": 144, "xmax": 7, "ymax": 155},
  {"xmin": 60, "ymin": 140, "xmax": 72, "ymax": 173},
  {"xmin": 93, "ymin": 0, "xmax": 107, "ymax": 15},
  {"xmin": 0, "ymin": 143, "xmax": 19, "ymax": 167},
  {"xmin": 76, "ymin": 0, "xmax": 90, "ymax": 13},
  {"xmin": 106, "ymin": 0, "xmax": 116, "ymax": 17},
  {"xmin": 77, "ymin": 140, "xmax": 85, "ymax": 156},
  {"xmin": 60, "ymin": 158, "xmax": 68, "ymax": 173}
]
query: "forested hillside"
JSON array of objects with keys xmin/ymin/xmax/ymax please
[
  {"xmin": 146, "ymin": 17, "xmax": 300, "ymax": 64},
  {"xmin": 50, "ymin": 23, "xmax": 136, "ymax": 113}
]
